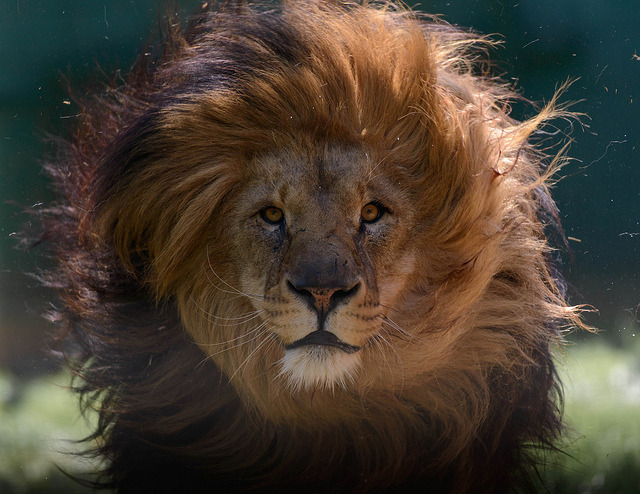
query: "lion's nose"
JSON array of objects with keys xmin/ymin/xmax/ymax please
[{"xmin": 287, "ymin": 279, "xmax": 360, "ymax": 328}]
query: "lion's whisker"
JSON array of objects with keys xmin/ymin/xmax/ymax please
[
  {"xmin": 371, "ymin": 335, "xmax": 395, "ymax": 385},
  {"xmin": 194, "ymin": 321, "xmax": 272, "ymax": 370},
  {"xmin": 377, "ymin": 328, "xmax": 405, "ymax": 392},
  {"xmin": 206, "ymin": 246, "xmax": 264, "ymax": 300},
  {"xmin": 201, "ymin": 320, "xmax": 271, "ymax": 352},
  {"xmin": 258, "ymin": 336, "xmax": 282, "ymax": 380},
  {"xmin": 228, "ymin": 332, "xmax": 277, "ymax": 383},
  {"xmin": 381, "ymin": 315, "xmax": 419, "ymax": 342},
  {"xmin": 214, "ymin": 313, "xmax": 265, "ymax": 326},
  {"xmin": 189, "ymin": 295, "xmax": 266, "ymax": 325},
  {"xmin": 204, "ymin": 310, "xmax": 265, "ymax": 323},
  {"xmin": 223, "ymin": 292, "xmax": 262, "ymax": 304},
  {"xmin": 377, "ymin": 302, "xmax": 403, "ymax": 315}
]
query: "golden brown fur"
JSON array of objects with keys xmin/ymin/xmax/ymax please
[{"xmin": 43, "ymin": 1, "xmax": 584, "ymax": 492}]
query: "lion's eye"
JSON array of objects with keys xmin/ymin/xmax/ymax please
[
  {"xmin": 260, "ymin": 206, "xmax": 284, "ymax": 224},
  {"xmin": 361, "ymin": 203, "xmax": 384, "ymax": 223}
]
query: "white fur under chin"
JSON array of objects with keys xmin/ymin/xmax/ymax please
[{"xmin": 278, "ymin": 346, "xmax": 361, "ymax": 392}]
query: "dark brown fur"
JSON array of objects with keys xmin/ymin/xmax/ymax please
[{"xmin": 41, "ymin": 1, "xmax": 584, "ymax": 492}]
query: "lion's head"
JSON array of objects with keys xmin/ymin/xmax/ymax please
[
  {"xmin": 45, "ymin": 1, "xmax": 585, "ymax": 490},
  {"xmin": 181, "ymin": 142, "xmax": 423, "ymax": 394}
]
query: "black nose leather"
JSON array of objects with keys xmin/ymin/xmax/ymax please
[{"xmin": 287, "ymin": 279, "xmax": 360, "ymax": 328}]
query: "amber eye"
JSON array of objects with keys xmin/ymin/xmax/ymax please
[
  {"xmin": 361, "ymin": 203, "xmax": 383, "ymax": 223},
  {"xmin": 260, "ymin": 206, "xmax": 284, "ymax": 224}
]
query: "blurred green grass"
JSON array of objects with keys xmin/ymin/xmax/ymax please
[
  {"xmin": 1, "ymin": 340, "xmax": 639, "ymax": 493},
  {"xmin": 0, "ymin": 371, "xmax": 101, "ymax": 493},
  {"xmin": 544, "ymin": 338, "xmax": 640, "ymax": 493}
]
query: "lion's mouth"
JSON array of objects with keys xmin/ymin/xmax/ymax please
[{"xmin": 285, "ymin": 330, "xmax": 361, "ymax": 354}]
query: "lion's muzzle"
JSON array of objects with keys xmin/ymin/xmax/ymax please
[
  {"xmin": 286, "ymin": 280, "xmax": 360, "ymax": 329},
  {"xmin": 283, "ymin": 226, "xmax": 363, "ymax": 320}
]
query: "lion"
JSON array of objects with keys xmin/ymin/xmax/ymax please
[{"xmin": 42, "ymin": 1, "xmax": 584, "ymax": 492}]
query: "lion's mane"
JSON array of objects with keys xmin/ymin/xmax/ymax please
[{"xmin": 43, "ymin": 1, "xmax": 584, "ymax": 492}]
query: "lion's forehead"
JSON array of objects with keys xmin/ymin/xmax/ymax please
[
  {"xmin": 255, "ymin": 145, "xmax": 363, "ymax": 190},
  {"xmin": 245, "ymin": 145, "xmax": 402, "ymax": 211}
]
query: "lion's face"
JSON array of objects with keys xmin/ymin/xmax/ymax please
[{"xmin": 200, "ymin": 144, "xmax": 414, "ymax": 391}]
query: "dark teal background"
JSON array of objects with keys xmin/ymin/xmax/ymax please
[{"xmin": 1, "ymin": 1, "xmax": 638, "ymax": 375}]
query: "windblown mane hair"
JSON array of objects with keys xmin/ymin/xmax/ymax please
[{"xmin": 42, "ymin": 1, "xmax": 584, "ymax": 492}]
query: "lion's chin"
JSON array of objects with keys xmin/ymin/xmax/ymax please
[{"xmin": 278, "ymin": 346, "xmax": 361, "ymax": 392}]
